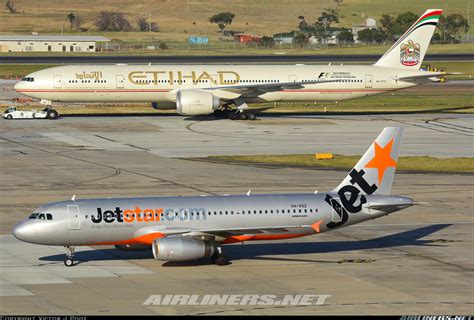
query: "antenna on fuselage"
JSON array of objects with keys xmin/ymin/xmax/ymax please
[
  {"xmin": 148, "ymin": 62, "xmax": 151, "ymax": 66},
  {"xmin": 314, "ymin": 190, "xmax": 318, "ymax": 194},
  {"xmin": 71, "ymin": 194, "xmax": 76, "ymax": 201},
  {"xmin": 246, "ymin": 189, "xmax": 252, "ymax": 196}
]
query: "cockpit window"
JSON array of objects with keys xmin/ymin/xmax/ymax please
[
  {"xmin": 21, "ymin": 77, "xmax": 35, "ymax": 82},
  {"xmin": 28, "ymin": 213, "xmax": 53, "ymax": 220}
]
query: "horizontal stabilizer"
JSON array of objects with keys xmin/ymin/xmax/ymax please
[{"xmin": 394, "ymin": 72, "xmax": 462, "ymax": 81}]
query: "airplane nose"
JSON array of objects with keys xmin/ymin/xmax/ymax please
[
  {"xmin": 13, "ymin": 81, "xmax": 27, "ymax": 92},
  {"xmin": 12, "ymin": 222, "xmax": 29, "ymax": 242}
]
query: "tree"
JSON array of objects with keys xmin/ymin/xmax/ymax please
[
  {"xmin": 209, "ymin": 12, "xmax": 235, "ymax": 34},
  {"xmin": 67, "ymin": 13, "xmax": 76, "ymax": 30},
  {"xmin": 96, "ymin": 11, "xmax": 132, "ymax": 31},
  {"xmin": 357, "ymin": 28, "xmax": 373, "ymax": 43},
  {"xmin": 293, "ymin": 31, "xmax": 309, "ymax": 48},
  {"xmin": 5, "ymin": 0, "xmax": 16, "ymax": 13},
  {"xmin": 67, "ymin": 13, "xmax": 83, "ymax": 30},
  {"xmin": 392, "ymin": 11, "xmax": 418, "ymax": 35},
  {"xmin": 357, "ymin": 28, "xmax": 385, "ymax": 44},
  {"xmin": 379, "ymin": 14, "xmax": 395, "ymax": 42},
  {"xmin": 444, "ymin": 14, "xmax": 470, "ymax": 41},
  {"xmin": 298, "ymin": 18, "xmax": 308, "ymax": 31},
  {"xmin": 317, "ymin": 10, "xmax": 339, "ymax": 28},
  {"xmin": 372, "ymin": 28, "xmax": 386, "ymax": 43},
  {"xmin": 260, "ymin": 36, "xmax": 275, "ymax": 48},
  {"xmin": 137, "ymin": 17, "xmax": 159, "ymax": 32},
  {"xmin": 337, "ymin": 30, "xmax": 354, "ymax": 44}
]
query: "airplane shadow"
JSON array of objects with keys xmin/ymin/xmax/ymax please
[{"xmin": 38, "ymin": 224, "xmax": 450, "ymax": 266}]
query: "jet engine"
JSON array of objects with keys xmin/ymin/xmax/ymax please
[
  {"xmin": 152, "ymin": 237, "xmax": 216, "ymax": 261},
  {"xmin": 176, "ymin": 90, "xmax": 220, "ymax": 115}
]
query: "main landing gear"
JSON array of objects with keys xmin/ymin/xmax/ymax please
[
  {"xmin": 64, "ymin": 246, "xmax": 75, "ymax": 267},
  {"xmin": 213, "ymin": 107, "xmax": 257, "ymax": 121},
  {"xmin": 211, "ymin": 246, "xmax": 230, "ymax": 266},
  {"xmin": 213, "ymin": 98, "xmax": 257, "ymax": 121}
]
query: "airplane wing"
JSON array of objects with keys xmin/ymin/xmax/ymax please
[
  {"xmin": 393, "ymin": 72, "xmax": 462, "ymax": 81},
  {"xmin": 205, "ymin": 79, "xmax": 337, "ymax": 97},
  {"xmin": 133, "ymin": 222, "xmax": 323, "ymax": 243}
]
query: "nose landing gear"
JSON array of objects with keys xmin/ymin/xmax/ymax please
[{"xmin": 64, "ymin": 246, "xmax": 75, "ymax": 267}]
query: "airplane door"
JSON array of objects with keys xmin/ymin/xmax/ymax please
[
  {"xmin": 365, "ymin": 74, "xmax": 373, "ymax": 88},
  {"xmin": 116, "ymin": 75, "xmax": 125, "ymax": 88},
  {"xmin": 67, "ymin": 205, "xmax": 81, "ymax": 230},
  {"xmin": 53, "ymin": 75, "xmax": 62, "ymax": 88},
  {"xmin": 289, "ymin": 74, "xmax": 297, "ymax": 82}
]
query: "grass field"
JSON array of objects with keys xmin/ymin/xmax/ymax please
[
  {"xmin": 0, "ymin": 0, "xmax": 472, "ymax": 43},
  {"xmin": 207, "ymin": 154, "xmax": 474, "ymax": 173}
]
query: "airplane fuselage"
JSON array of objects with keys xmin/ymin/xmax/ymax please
[
  {"xmin": 13, "ymin": 192, "xmax": 412, "ymax": 247},
  {"xmin": 14, "ymin": 64, "xmax": 424, "ymax": 108}
]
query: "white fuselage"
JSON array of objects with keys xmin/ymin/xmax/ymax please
[{"xmin": 14, "ymin": 64, "xmax": 426, "ymax": 108}]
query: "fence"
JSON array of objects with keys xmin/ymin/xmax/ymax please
[{"xmin": 101, "ymin": 40, "xmax": 382, "ymax": 52}]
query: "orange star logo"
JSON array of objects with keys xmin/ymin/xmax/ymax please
[{"xmin": 365, "ymin": 138, "xmax": 397, "ymax": 184}]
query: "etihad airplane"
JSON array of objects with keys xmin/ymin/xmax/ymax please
[
  {"xmin": 13, "ymin": 127, "xmax": 413, "ymax": 266},
  {"xmin": 13, "ymin": 9, "xmax": 455, "ymax": 120}
]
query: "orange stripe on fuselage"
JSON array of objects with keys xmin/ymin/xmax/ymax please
[
  {"xmin": 88, "ymin": 232, "xmax": 165, "ymax": 246},
  {"xmin": 222, "ymin": 233, "xmax": 310, "ymax": 244}
]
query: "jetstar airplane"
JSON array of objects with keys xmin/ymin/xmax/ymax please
[
  {"xmin": 13, "ymin": 127, "xmax": 413, "ymax": 266},
  {"xmin": 14, "ymin": 9, "xmax": 456, "ymax": 120}
]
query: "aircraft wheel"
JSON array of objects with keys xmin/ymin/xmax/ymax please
[
  {"xmin": 213, "ymin": 254, "xmax": 230, "ymax": 266},
  {"xmin": 247, "ymin": 113, "xmax": 256, "ymax": 120},
  {"xmin": 239, "ymin": 112, "xmax": 248, "ymax": 120},
  {"xmin": 6, "ymin": 115, "xmax": 13, "ymax": 120},
  {"xmin": 64, "ymin": 258, "xmax": 74, "ymax": 267},
  {"xmin": 47, "ymin": 109, "xmax": 59, "ymax": 120},
  {"xmin": 229, "ymin": 112, "xmax": 239, "ymax": 120}
]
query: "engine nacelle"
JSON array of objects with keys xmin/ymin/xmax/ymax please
[
  {"xmin": 152, "ymin": 237, "xmax": 216, "ymax": 261},
  {"xmin": 176, "ymin": 90, "xmax": 220, "ymax": 115}
]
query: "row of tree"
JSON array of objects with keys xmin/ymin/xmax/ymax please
[
  {"xmin": 65, "ymin": 11, "xmax": 159, "ymax": 32},
  {"xmin": 294, "ymin": 10, "xmax": 470, "ymax": 45}
]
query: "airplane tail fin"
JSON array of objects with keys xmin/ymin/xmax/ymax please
[
  {"xmin": 374, "ymin": 9, "xmax": 442, "ymax": 69},
  {"xmin": 332, "ymin": 127, "xmax": 404, "ymax": 195}
]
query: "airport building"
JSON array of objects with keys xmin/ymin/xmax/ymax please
[{"xmin": 0, "ymin": 35, "xmax": 110, "ymax": 52}]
